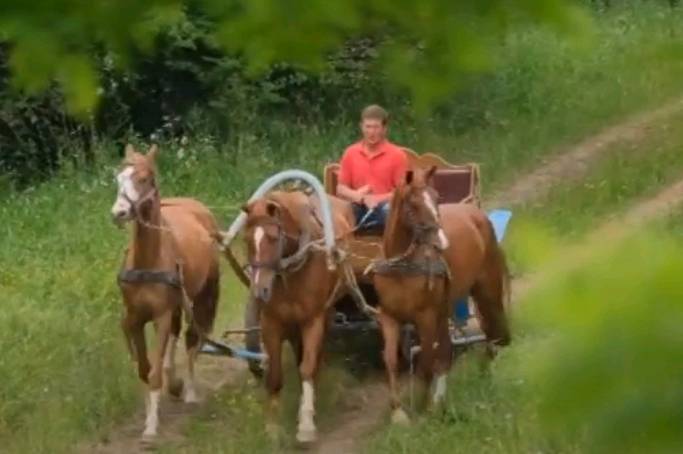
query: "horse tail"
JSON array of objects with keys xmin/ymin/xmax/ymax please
[
  {"xmin": 471, "ymin": 216, "xmax": 511, "ymax": 347},
  {"xmin": 488, "ymin": 217, "xmax": 512, "ymax": 345}
]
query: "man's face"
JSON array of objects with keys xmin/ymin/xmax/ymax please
[{"xmin": 361, "ymin": 118, "xmax": 387, "ymax": 146}]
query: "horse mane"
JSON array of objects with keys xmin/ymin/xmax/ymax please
[{"xmin": 266, "ymin": 191, "xmax": 322, "ymax": 240}]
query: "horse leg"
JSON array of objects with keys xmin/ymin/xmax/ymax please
[
  {"xmin": 143, "ymin": 310, "xmax": 172, "ymax": 441},
  {"xmin": 164, "ymin": 309, "xmax": 183, "ymax": 399},
  {"xmin": 415, "ymin": 310, "xmax": 438, "ymax": 411},
  {"xmin": 184, "ymin": 274, "xmax": 219, "ymax": 404},
  {"xmin": 183, "ymin": 325, "xmax": 201, "ymax": 404},
  {"xmin": 471, "ymin": 269, "xmax": 511, "ymax": 359},
  {"xmin": 296, "ymin": 314, "xmax": 325, "ymax": 444},
  {"xmin": 121, "ymin": 311, "xmax": 150, "ymax": 382},
  {"xmin": 120, "ymin": 312, "xmax": 137, "ymax": 361},
  {"xmin": 289, "ymin": 333, "xmax": 303, "ymax": 367},
  {"xmin": 432, "ymin": 314, "xmax": 452, "ymax": 408},
  {"xmin": 377, "ymin": 310, "xmax": 409, "ymax": 425},
  {"xmin": 262, "ymin": 314, "xmax": 284, "ymax": 439}
]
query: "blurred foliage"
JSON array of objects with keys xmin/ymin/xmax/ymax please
[
  {"xmin": 0, "ymin": 0, "xmax": 592, "ymax": 115},
  {"xmin": 519, "ymin": 226, "xmax": 683, "ymax": 453}
]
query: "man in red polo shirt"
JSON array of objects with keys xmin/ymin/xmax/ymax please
[{"xmin": 337, "ymin": 105, "xmax": 408, "ymax": 229}]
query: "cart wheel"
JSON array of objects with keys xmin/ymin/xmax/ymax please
[{"xmin": 244, "ymin": 296, "xmax": 264, "ymax": 378}]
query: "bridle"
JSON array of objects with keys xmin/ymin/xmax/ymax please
[
  {"xmin": 116, "ymin": 165, "xmax": 169, "ymax": 233},
  {"xmin": 247, "ymin": 217, "xmax": 311, "ymax": 275},
  {"xmin": 247, "ymin": 219, "xmax": 288, "ymax": 273}
]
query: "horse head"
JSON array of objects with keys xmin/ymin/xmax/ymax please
[
  {"xmin": 242, "ymin": 196, "xmax": 301, "ymax": 302},
  {"xmin": 395, "ymin": 165, "xmax": 449, "ymax": 251},
  {"xmin": 111, "ymin": 144, "xmax": 160, "ymax": 226}
]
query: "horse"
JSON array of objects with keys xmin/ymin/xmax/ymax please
[
  {"xmin": 111, "ymin": 144, "xmax": 220, "ymax": 443},
  {"xmin": 240, "ymin": 190, "xmax": 353, "ymax": 444},
  {"xmin": 372, "ymin": 166, "xmax": 511, "ymax": 423}
]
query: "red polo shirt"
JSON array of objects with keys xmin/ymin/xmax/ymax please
[{"xmin": 338, "ymin": 140, "xmax": 408, "ymax": 194}]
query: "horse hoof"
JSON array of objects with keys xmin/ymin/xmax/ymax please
[
  {"xmin": 248, "ymin": 360, "xmax": 264, "ymax": 379},
  {"xmin": 140, "ymin": 432, "xmax": 157, "ymax": 450},
  {"xmin": 391, "ymin": 408, "xmax": 410, "ymax": 426},
  {"xmin": 183, "ymin": 389, "xmax": 200, "ymax": 404},
  {"xmin": 168, "ymin": 379, "xmax": 184, "ymax": 400},
  {"xmin": 296, "ymin": 427, "xmax": 318, "ymax": 445}
]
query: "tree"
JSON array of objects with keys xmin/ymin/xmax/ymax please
[{"xmin": 0, "ymin": 0, "xmax": 593, "ymax": 116}]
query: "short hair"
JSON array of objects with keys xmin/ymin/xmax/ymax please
[{"xmin": 361, "ymin": 104, "xmax": 389, "ymax": 125}]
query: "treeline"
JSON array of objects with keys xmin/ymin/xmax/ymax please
[{"xmin": 0, "ymin": 0, "xmax": 679, "ymax": 185}]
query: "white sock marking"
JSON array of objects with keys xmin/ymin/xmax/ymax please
[
  {"xmin": 298, "ymin": 380, "xmax": 316, "ymax": 433},
  {"xmin": 144, "ymin": 389, "xmax": 161, "ymax": 436},
  {"xmin": 433, "ymin": 374, "xmax": 447, "ymax": 404}
]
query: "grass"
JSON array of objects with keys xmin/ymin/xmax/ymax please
[
  {"xmin": 1, "ymin": 2, "xmax": 683, "ymax": 452},
  {"xmin": 414, "ymin": 2, "xmax": 683, "ymax": 194},
  {"xmin": 516, "ymin": 109, "xmax": 683, "ymax": 236}
]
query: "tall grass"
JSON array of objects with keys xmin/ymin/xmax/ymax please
[{"xmin": 416, "ymin": 2, "xmax": 683, "ymax": 192}]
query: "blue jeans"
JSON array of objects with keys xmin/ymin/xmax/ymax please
[
  {"xmin": 352, "ymin": 202, "xmax": 390, "ymax": 230},
  {"xmin": 453, "ymin": 297, "xmax": 470, "ymax": 327}
]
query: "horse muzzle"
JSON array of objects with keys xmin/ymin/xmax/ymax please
[
  {"xmin": 250, "ymin": 268, "xmax": 276, "ymax": 303},
  {"xmin": 111, "ymin": 207, "xmax": 133, "ymax": 228}
]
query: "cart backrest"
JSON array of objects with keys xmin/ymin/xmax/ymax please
[{"xmin": 323, "ymin": 148, "xmax": 481, "ymax": 206}]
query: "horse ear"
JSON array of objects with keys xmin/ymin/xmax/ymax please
[
  {"xmin": 426, "ymin": 165, "xmax": 438, "ymax": 186},
  {"xmin": 241, "ymin": 204, "xmax": 250, "ymax": 214},
  {"xmin": 266, "ymin": 201, "xmax": 282, "ymax": 218},
  {"xmin": 124, "ymin": 144, "xmax": 135, "ymax": 160},
  {"xmin": 146, "ymin": 144, "xmax": 159, "ymax": 163},
  {"xmin": 405, "ymin": 170, "xmax": 414, "ymax": 185}
]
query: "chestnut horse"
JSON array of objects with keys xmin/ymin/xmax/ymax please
[
  {"xmin": 111, "ymin": 144, "xmax": 220, "ymax": 442},
  {"xmin": 372, "ymin": 166, "xmax": 510, "ymax": 423},
  {"xmin": 241, "ymin": 190, "xmax": 352, "ymax": 444}
]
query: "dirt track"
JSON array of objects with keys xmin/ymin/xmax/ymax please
[
  {"xmin": 82, "ymin": 355, "xmax": 246, "ymax": 453},
  {"xmin": 486, "ymin": 97, "xmax": 683, "ymax": 209}
]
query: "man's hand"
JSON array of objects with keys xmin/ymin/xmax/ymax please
[
  {"xmin": 354, "ymin": 185, "xmax": 372, "ymax": 204},
  {"xmin": 337, "ymin": 183, "xmax": 373, "ymax": 205},
  {"xmin": 355, "ymin": 185, "xmax": 372, "ymax": 204},
  {"xmin": 357, "ymin": 185, "xmax": 372, "ymax": 196},
  {"xmin": 363, "ymin": 195, "xmax": 381, "ymax": 209}
]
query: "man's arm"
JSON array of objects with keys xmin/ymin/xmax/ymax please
[
  {"xmin": 336, "ymin": 146, "xmax": 371, "ymax": 203},
  {"xmin": 337, "ymin": 183, "xmax": 369, "ymax": 204},
  {"xmin": 363, "ymin": 147, "xmax": 407, "ymax": 208}
]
